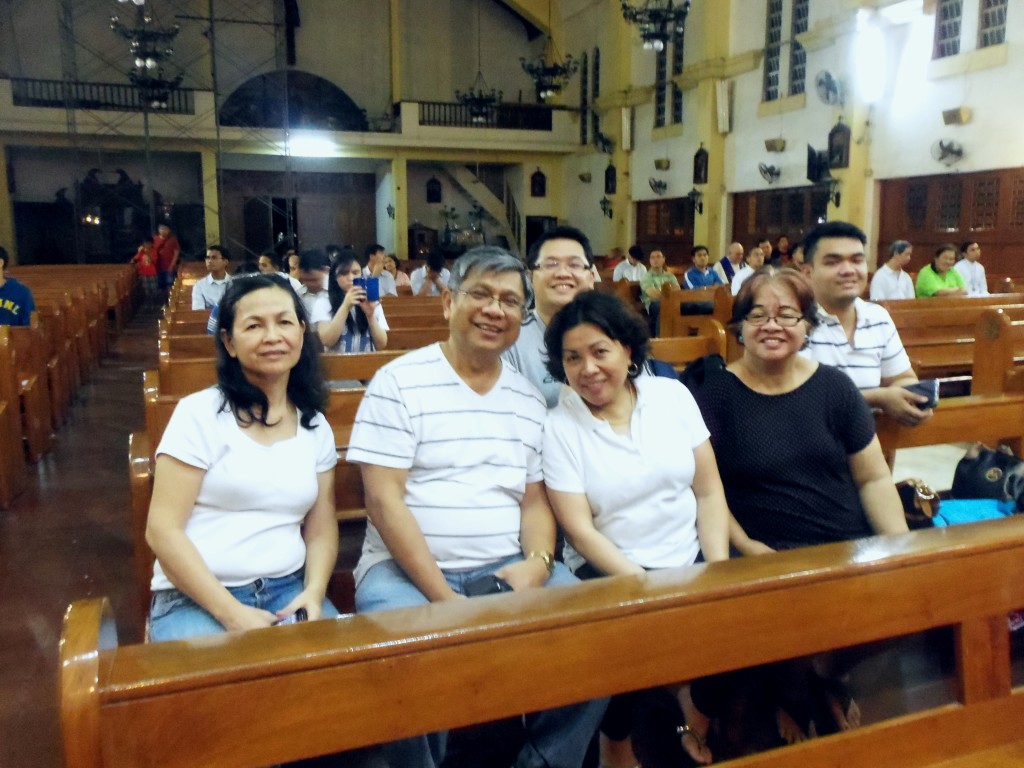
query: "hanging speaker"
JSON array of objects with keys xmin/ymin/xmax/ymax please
[{"xmin": 942, "ymin": 107, "xmax": 972, "ymax": 125}]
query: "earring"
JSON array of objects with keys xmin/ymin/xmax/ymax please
[
  {"xmin": 627, "ymin": 362, "xmax": 640, "ymax": 377},
  {"xmin": 736, "ymin": 333, "xmax": 744, "ymax": 346}
]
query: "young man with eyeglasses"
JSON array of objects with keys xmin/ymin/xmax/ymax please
[
  {"xmin": 801, "ymin": 221, "xmax": 931, "ymax": 427},
  {"xmin": 503, "ymin": 225, "xmax": 596, "ymax": 407},
  {"xmin": 191, "ymin": 245, "xmax": 231, "ymax": 310},
  {"xmin": 348, "ymin": 245, "xmax": 607, "ymax": 768}
]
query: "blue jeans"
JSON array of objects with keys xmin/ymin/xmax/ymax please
[
  {"xmin": 149, "ymin": 568, "xmax": 339, "ymax": 643},
  {"xmin": 157, "ymin": 270, "xmax": 176, "ymax": 291},
  {"xmin": 356, "ymin": 556, "xmax": 608, "ymax": 768}
]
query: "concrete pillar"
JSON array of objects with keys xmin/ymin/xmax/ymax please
[
  {"xmin": 392, "ymin": 156, "xmax": 408, "ymax": 259},
  {"xmin": 200, "ymin": 148, "xmax": 220, "ymax": 246},
  {"xmin": 390, "ymin": 0, "xmax": 402, "ymax": 105},
  {"xmin": 688, "ymin": 4, "xmax": 731, "ymax": 256}
]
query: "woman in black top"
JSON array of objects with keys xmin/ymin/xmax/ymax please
[
  {"xmin": 692, "ymin": 267, "xmax": 906, "ymax": 749},
  {"xmin": 698, "ymin": 267, "xmax": 905, "ymax": 552}
]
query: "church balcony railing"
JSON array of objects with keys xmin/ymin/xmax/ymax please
[
  {"xmin": 418, "ymin": 101, "xmax": 555, "ymax": 130},
  {"xmin": 10, "ymin": 78, "xmax": 195, "ymax": 116}
]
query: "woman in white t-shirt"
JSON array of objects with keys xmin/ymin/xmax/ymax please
[
  {"xmin": 542, "ymin": 291, "xmax": 731, "ymax": 766},
  {"xmin": 313, "ymin": 252, "xmax": 389, "ymax": 353},
  {"xmin": 146, "ymin": 273, "xmax": 339, "ymax": 642}
]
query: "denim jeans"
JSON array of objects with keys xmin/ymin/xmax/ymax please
[
  {"xmin": 356, "ymin": 556, "xmax": 608, "ymax": 768},
  {"xmin": 149, "ymin": 568, "xmax": 339, "ymax": 643}
]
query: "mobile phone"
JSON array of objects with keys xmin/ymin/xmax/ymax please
[
  {"xmin": 903, "ymin": 379, "xmax": 939, "ymax": 410},
  {"xmin": 463, "ymin": 574, "xmax": 512, "ymax": 597},
  {"xmin": 352, "ymin": 277, "xmax": 380, "ymax": 302},
  {"xmin": 275, "ymin": 607, "xmax": 308, "ymax": 625}
]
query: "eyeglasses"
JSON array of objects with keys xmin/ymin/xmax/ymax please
[
  {"xmin": 534, "ymin": 258, "xmax": 591, "ymax": 274},
  {"xmin": 457, "ymin": 288, "xmax": 526, "ymax": 314},
  {"xmin": 744, "ymin": 310, "xmax": 805, "ymax": 327}
]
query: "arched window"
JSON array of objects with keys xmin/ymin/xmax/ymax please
[{"xmin": 219, "ymin": 70, "xmax": 368, "ymax": 131}]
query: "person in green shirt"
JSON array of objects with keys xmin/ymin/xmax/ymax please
[
  {"xmin": 640, "ymin": 249, "xmax": 680, "ymax": 336},
  {"xmin": 915, "ymin": 244, "xmax": 967, "ymax": 298}
]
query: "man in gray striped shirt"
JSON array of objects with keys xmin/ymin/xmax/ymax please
[{"xmin": 348, "ymin": 246, "xmax": 606, "ymax": 768}]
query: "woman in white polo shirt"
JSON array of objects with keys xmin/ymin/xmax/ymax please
[{"xmin": 542, "ymin": 291, "xmax": 731, "ymax": 766}]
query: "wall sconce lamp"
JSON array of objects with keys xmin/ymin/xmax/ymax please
[
  {"xmin": 688, "ymin": 187, "xmax": 704, "ymax": 215},
  {"xmin": 828, "ymin": 177, "xmax": 842, "ymax": 207},
  {"xmin": 654, "ymin": 158, "xmax": 671, "ymax": 171},
  {"xmin": 386, "ymin": 203, "xmax": 396, "ymax": 219},
  {"xmin": 599, "ymin": 196, "xmax": 613, "ymax": 218}
]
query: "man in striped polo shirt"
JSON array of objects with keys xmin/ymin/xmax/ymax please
[
  {"xmin": 802, "ymin": 221, "xmax": 932, "ymax": 427},
  {"xmin": 348, "ymin": 246, "xmax": 606, "ymax": 768}
]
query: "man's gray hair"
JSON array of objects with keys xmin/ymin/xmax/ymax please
[
  {"xmin": 888, "ymin": 240, "xmax": 912, "ymax": 259},
  {"xmin": 447, "ymin": 246, "xmax": 533, "ymax": 307}
]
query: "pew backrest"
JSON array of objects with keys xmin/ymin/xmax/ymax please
[{"xmin": 62, "ymin": 518, "xmax": 1024, "ymax": 768}]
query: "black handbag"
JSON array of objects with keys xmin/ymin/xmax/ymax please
[
  {"xmin": 951, "ymin": 443, "xmax": 1024, "ymax": 509},
  {"xmin": 896, "ymin": 479, "xmax": 939, "ymax": 529}
]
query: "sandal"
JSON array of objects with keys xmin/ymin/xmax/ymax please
[
  {"xmin": 676, "ymin": 724, "xmax": 713, "ymax": 765},
  {"xmin": 812, "ymin": 675, "xmax": 861, "ymax": 734}
]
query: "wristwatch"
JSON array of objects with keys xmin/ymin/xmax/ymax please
[{"xmin": 527, "ymin": 550, "xmax": 555, "ymax": 576}]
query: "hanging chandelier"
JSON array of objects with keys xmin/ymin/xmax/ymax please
[
  {"xmin": 455, "ymin": 2, "xmax": 502, "ymax": 122},
  {"xmin": 520, "ymin": 1, "xmax": 580, "ymax": 101},
  {"xmin": 621, "ymin": 0, "xmax": 692, "ymax": 52},
  {"xmin": 110, "ymin": 0, "xmax": 183, "ymax": 109}
]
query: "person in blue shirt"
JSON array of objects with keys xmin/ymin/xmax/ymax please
[
  {"xmin": 684, "ymin": 245, "xmax": 725, "ymax": 289},
  {"xmin": 0, "ymin": 246, "xmax": 36, "ymax": 327}
]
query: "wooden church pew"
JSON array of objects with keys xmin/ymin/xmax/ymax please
[{"xmin": 62, "ymin": 517, "xmax": 1024, "ymax": 768}]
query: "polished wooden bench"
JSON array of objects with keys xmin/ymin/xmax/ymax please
[
  {"xmin": 649, "ymin": 325, "xmax": 727, "ymax": 369},
  {"xmin": 0, "ymin": 328, "xmax": 28, "ymax": 507},
  {"xmin": 157, "ymin": 343, "xmax": 407, "ymax": 395},
  {"xmin": 6, "ymin": 314, "xmax": 53, "ymax": 461},
  {"xmin": 62, "ymin": 518, "xmax": 1024, "ymax": 768},
  {"xmin": 971, "ymin": 310, "xmax": 1024, "ymax": 396},
  {"xmin": 881, "ymin": 295, "xmax": 1024, "ymax": 379},
  {"xmin": 13, "ymin": 263, "xmax": 134, "ymax": 337},
  {"xmin": 660, "ymin": 284, "xmax": 733, "ymax": 338},
  {"xmin": 594, "ymin": 279, "xmax": 645, "ymax": 315}
]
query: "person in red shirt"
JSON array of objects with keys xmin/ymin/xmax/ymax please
[
  {"xmin": 153, "ymin": 224, "xmax": 180, "ymax": 293},
  {"xmin": 132, "ymin": 240, "xmax": 159, "ymax": 308}
]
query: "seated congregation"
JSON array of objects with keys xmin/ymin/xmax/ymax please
[{"xmin": 67, "ymin": 224, "xmax": 1024, "ymax": 768}]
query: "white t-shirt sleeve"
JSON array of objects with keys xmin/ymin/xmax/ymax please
[
  {"xmin": 313, "ymin": 413, "xmax": 338, "ymax": 472},
  {"xmin": 156, "ymin": 389, "xmax": 223, "ymax": 469},
  {"xmin": 868, "ymin": 269, "xmax": 886, "ymax": 301},
  {"xmin": 410, "ymin": 268, "xmax": 425, "ymax": 295},
  {"xmin": 877, "ymin": 308, "xmax": 913, "ymax": 379},
  {"xmin": 378, "ymin": 271, "xmax": 398, "ymax": 297},
  {"xmin": 310, "ymin": 294, "xmax": 333, "ymax": 325},
  {"xmin": 374, "ymin": 303, "xmax": 390, "ymax": 332},
  {"xmin": 542, "ymin": 410, "xmax": 585, "ymax": 494},
  {"xmin": 676, "ymin": 381, "xmax": 711, "ymax": 448},
  {"xmin": 347, "ymin": 368, "xmax": 416, "ymax": 469}
]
